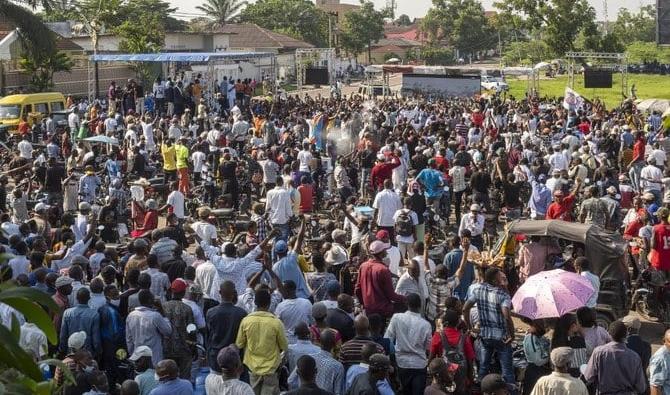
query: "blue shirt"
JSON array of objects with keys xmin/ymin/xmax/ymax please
[
  {"xmin": 344, "ymin": 364, "xmax": 394, "ymax": 395},
  {"xmin": 466, "ymin": 283, "xmax": 511, "ymax": 341},
  {"xmin": 529, "ymin": 180, "xmax": 552, "ymax": 217},
  {"xmin": 650, "ymin": 346, "xmax": 670, "ymax": 394},
  {"xmin": 273, "ymin": 251, "xmax": 310, "ymax": 299},
  {"xmin": 60, "ymin": 304, "xmax": 101, "ymax": 354},
  {"xmin": 416, "ymin": 168, "xmax": 443, "ymax": 198},
  {"xmin": 148, "ymin": 378, "xmax": 192, "ymax": 395},
  {"xmin": 443, "ymin": 248, "xmax": 474, "ymax": 300}
]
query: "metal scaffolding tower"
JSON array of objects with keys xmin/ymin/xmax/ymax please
[{"xmin": 565, "ymin": 52, "xmax": 628, "ymax": 97}]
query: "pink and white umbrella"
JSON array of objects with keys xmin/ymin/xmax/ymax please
[{"xmin": 512, "ymin": 269, "xmax": 595, "ymax": 320}]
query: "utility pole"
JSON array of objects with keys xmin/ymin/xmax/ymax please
[{"xmin": 386, "ymin": 0, "xmax": 396, "ymax": 20}]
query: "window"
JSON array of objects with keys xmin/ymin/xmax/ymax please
[
  {"xmin": 22, "ymin": 104, "xmax": 32, "ymax": 117},
  {"xmin": 35, "ymin": 103, "xmax": 49, "ymax": 114},
  {"xmin": 50, "ymin": 102, "xmax": 64, "ymax": 111}
]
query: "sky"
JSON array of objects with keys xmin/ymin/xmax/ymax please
[{"xmin": 169, "ymin": 0, "xmax": 656, "ymax": 21}]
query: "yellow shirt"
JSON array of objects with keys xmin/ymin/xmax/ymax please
[
  {"xmin": 175, "ymin": 144, "xmax": 189, "ymax": 169},
  {"xmin": 162, "ymin": 144, "xmax": 177, "ymax": 171},
  {"xmin": 235, "ymin": 310, "xmax": 288, "ymax": 375}
]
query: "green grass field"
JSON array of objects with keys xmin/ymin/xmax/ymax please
[{"xmin": 507, "ymin": 74, "xmax": 670, "ymax": 109}]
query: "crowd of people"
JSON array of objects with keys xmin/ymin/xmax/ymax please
[{"xmin": 1, "ymin": 72, "xmax": 670, "ymax": 395}]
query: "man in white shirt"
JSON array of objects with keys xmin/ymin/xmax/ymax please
[
  {"xmin": 384, "ymin": 293, "xmax": 432, "ymax": 394},
  {"xmin": 297, "ymin": 142, "xmax": 313, "ymax": 173},
  {"xmin": 548, "ymin": 146, "xmax": 569, "ymax": 172},
  {"xmin": 190, "ymin": 207, "xmax": 217, "ymax": 245},
  {"xmin": 230, "ymin": 117, "xmax": 250, "ymax": 151},
  {"xmin": 459, "ymin": 204, "xmax": 485, "ymax": 250},
  {"xmin": 161, "ymin": 182, "xmax": 185, "ymax": 220},
  {"xmin": 393, "ymin": 197, "xmax": 419, "ymax": 261},
  {"xmin": 17, "ymin": 135, "xmax": 33, "ymax": 160},
  {"xmin": 265, "ymin": 176, "xmax": 294, "ymax": 241},
  {"xmin": 640, "ymin": 158, "xmax": 663, "ymax": 205},
  {"xmin": 574, "ymin": 257, "xmax": 600, "ymax": 308},
  {"xmin": 68, "ymin": 111, "xmax": 80, "ymax": 132},
  {"xmin": 190, "ymin": 149, "xmax": 207, "ymax": 183},
  {"xmin": 373, "ymin": 179, "xmax": 402, "ymax": 243}
]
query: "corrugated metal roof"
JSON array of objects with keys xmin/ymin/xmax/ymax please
[
  {"xmin": 89, "ymin": 51, "xmax": 275, "ymax": 62},
  {"xmin": 219, "ymin": 24, "xmax": 314, "ymax": 50}
]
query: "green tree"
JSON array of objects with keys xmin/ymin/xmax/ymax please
[
  {"xmin": 1, "ymin": 0, "xmax": 57, "ymax": 57},
  {"xmin": 115, "ymin": 5, "xmax": 165, "ymax": 84},
  {"xmin": 395, "ymin": 14, "xmax": 412, "ymax": 26},
  {"xmin": 611, "ymin": 5, "xmax": 656, "ymax": 45},
  {"xmin": 494, "ymin": 0, "xmax": 597, "ymax": 56},
  {"xmin": 339, "ymin": 1, "xmax": 385, "ymax": 61},
  {"xmin": 20, "ymin": 51, "xmax": 73, "ymax": 92},
  {"xmin": 501, "ymin": 40, "xmax": 552, "ymax": 65},
  {"xmin": 0, "ymin": 280, "xmax": 72, "ymax": 394},
  {"xmin": 196, "ymin": 0, "xmax": 247, "ymax": 27},
  {"xmin": 625, "ymin": 41, "xmax": 670, "ymax": 64},
  {"xmin": 240, "ymin": 0, "xmax": 329, "ymax": 47},
  {"xmin": 422, "ymin": 0, "xmax": 495, "ymax": 60},
  {"xmin": 420, "ymin": 46, "xmax": 455, "ymax": 65}
]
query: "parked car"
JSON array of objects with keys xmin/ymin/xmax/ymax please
[{"xmin": 481, "ymin": 75, "xmax": 509, "ymax": 92}]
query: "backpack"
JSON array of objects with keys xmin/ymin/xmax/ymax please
[
  {"xmin": 395, "ymin": 209, "xmax": 414, "ymax": 237},
  {"xmin": 439, "ymin": 330, "xmax": 468, "ymax": 394}
]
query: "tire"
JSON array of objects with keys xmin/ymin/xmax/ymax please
[{"xmin": 595, "ymin": 311, "xmax": 614, "ymax": 329}]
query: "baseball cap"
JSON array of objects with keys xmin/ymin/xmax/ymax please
[
  {"xmin": 55, "ymin": 276, "xmax": 74, "ymax": 288},
  {"xmin": 481, "ymin": 373, "xmax": 507, "ymax": 394},
  {"xmin": 470, "ymin": 204, "xmax": 481, "ymax": 212},
  {"xmin": 369, "ymin": 240, "xmax": 390, "ymax": 255},
  {"xmin": 171, "ymin": 278, "xmax": 188, "ymax": 293},
  {"xmin": 34, "ymin": 202, "xmax": 50, "ymax": 212},
  {"xmin": 78, "ymin": 201, "xmax": 92, "ymax": 212},
  {"xmin": 643, "ymin": 192, "xmax": 655, "ymax": 201},
  {"xmin": 375, "ymin": 229, "xmax": 389, "ymax": 240},
  {"xmin": 274, "ymin": 240, "xmax": 288, "ymax": 254},
  {"xmin": 68, "ymin": 331, "xmax": 87, "ymax": 351},
  {"xmin": 129, "ymin": 345, "xmax": 153, "ymax": 361},
  {"xmin": 606, "ymin": 186, "xmax": 617, "ymax": 194}
]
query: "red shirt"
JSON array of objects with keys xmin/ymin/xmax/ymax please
[
  {"xmin": 354, "ymin": 259, "xmax": 406, "ymax": 317},
  {"xmin": 370, "ymin": 156, "xmax": 401, "ymax": 190},
  {"xmin": 429, "ymin": 327, "xmax": 476, "ymax": 362},
  {"xmin": 650, "ymin": 223, "xmax": 670, "ymax": 271},
  {"xmin": 545, "ymin": 194, "xmax": 576, "ymax": 221},
  {"xmin": 632, "ymin": 139, "xmax": 646, "ymax": 163},
  {"xmin": 297, "ymin": 184, "xmax": 314, "ymax": 213}
]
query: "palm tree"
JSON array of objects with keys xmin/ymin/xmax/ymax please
[
  {"xmin": 0, "ymin": 0, "xmax": 57, "ymax": 56},
  {"xmin": 196, "ymin": 0, "xmax": 247, "ymax": 28}
]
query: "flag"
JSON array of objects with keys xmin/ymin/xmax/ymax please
[{"xmin": 563, "ymin": 87, "xmax": 585, "ymax": 111}]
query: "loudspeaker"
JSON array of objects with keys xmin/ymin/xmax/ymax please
[
  {"xmin": 584, "ymin": 69, "xmax": 613, "ymax": 88},
  {"xmin": 305, "ymin": 67, "xmax": 329, "ymax": 85},
  {"xmin": 659, "ymin": 0, "xmax": 670, "ymax": 45}
]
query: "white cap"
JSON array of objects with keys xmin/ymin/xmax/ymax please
[
  {"xmin": 470, "ymin": 204, "xmax": 481, "ymax": 212},
  {"xmin": 129, "ymin": 345, "xmax": 153, "ymax": 361},
  {"xmin": 68, "ymin": 331, "xmax": 87, "ymax": 351},
  {"xmin": 34, "ymin": 202, "xmax": 50, "ymax": 212}
]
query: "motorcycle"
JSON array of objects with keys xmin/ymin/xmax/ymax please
[{"xmin": 632, "ymin": 268, "xmax": 670, "ymax": 325}]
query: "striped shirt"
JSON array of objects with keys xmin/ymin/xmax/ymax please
[{"xmin": 339, "ymin": 336, "xmax": 384, "ymax": 369}]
